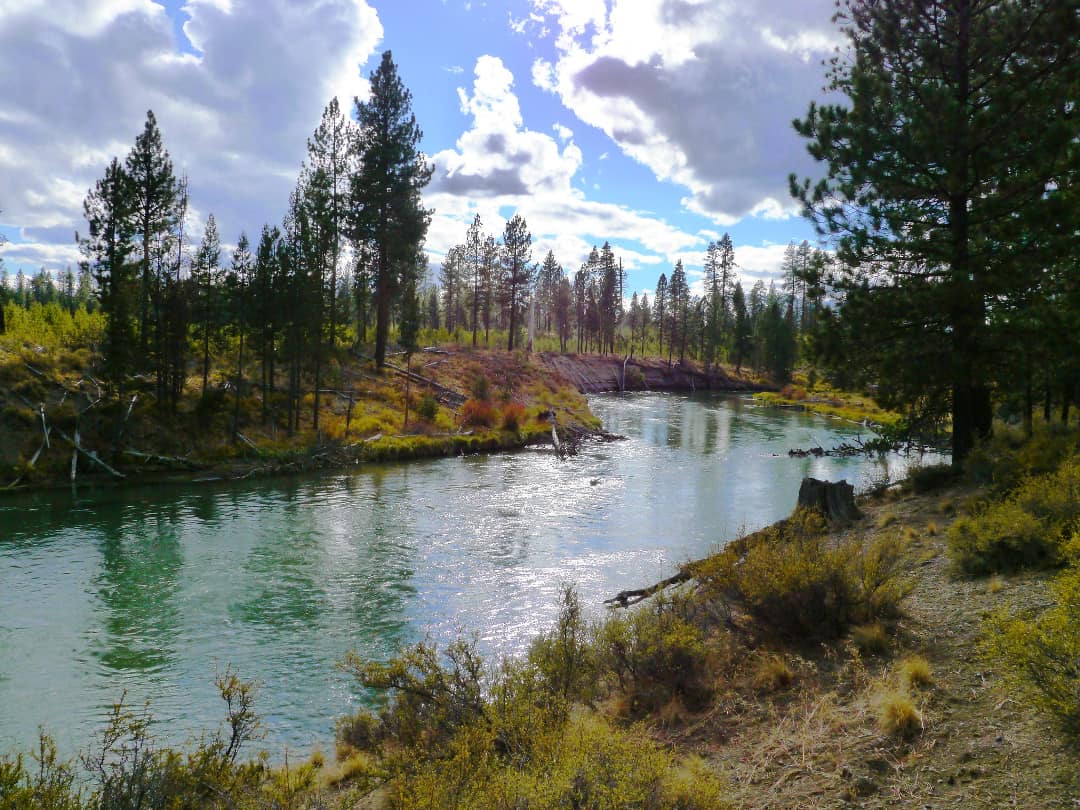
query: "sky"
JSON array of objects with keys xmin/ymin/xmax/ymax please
[{"xmin": 0, "ymin": 0, "xmax": 842, "ymax": 300}]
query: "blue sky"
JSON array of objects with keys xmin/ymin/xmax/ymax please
[{"xmin": 0, "ymin": 0, "xmax": 839, "ymax": 298}]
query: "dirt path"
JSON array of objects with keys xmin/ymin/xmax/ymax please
[{"xmin": 695, "ymin": 485, "xmax": 1079, "ymax": 808}]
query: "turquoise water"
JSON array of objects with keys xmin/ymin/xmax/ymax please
[{"xmin": 0, "ymin": 393, "xmax": 943, "ymax": 756}]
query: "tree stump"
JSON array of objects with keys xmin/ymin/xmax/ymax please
[{"xmin": 797, "ymin": 477, "xmax": 861, "ymax": 524}]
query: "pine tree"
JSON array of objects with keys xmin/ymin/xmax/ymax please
[
  {"xmin": 81, "ymin": 157, "xmax": 137, "ymax": 394},
  {"xmin": 791, "ymin": 0, "xmax": 1080, "ymax": 461},
  {"xmin": 307, "ymin": 98, "xmax": 352, "ymax": 352},
  {"xmin": 125, "ymin": 110, "xmax": 178, "ymax": 370},
  {"xmin": 440, "ymin": 243, "xmax": 465, "ymax": 333},
  {"xmin": 465, "ymin": 214, "xmax": 484, "ymax": 346},
  {"xmin": 654, "ymin": 273, "xmax": 668, "ymax": 359},
  {"xmin": 731, "ymin": 282, "xmax": 752, "ymax": 372},
  {"xmin": 229, "ymin": 232, "xmax": 253, "ymax": 437},
  {"xmin": 500, "ymin": 214, "xmax": 532, "ymax": 351},
  {"xmin": 349, "ymin": 51, "xmax": 432, "ymax": 369},
  {"xmin": 192, "ymin": 213, "xmax": 221, "ymax": 395}
]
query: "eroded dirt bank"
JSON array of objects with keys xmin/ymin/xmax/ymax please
[{"xmin": 537, "ymin": 352, "xmax": 767, "ymax": 394}]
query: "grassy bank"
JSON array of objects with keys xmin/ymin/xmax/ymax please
[
  {"xmin": 0, "ymin": 337, "xmax": 600, "ymax": 492},
  {"xmin": 6, "ymin": 429, "xmax": 1079, "ymax": 808},
  {"xmin": 753, "ymin": 372, "xmax": 904, "ymax": 429}
]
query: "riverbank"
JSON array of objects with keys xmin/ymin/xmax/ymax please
[
  {"xmin": 538, "ymin": 351, "xmax": 767, "ymax": 395},
  {"xmin": 0, "ymin": 345, "xmax": 606, "ymax": 492}
]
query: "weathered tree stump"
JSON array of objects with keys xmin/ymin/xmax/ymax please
[{"xmin": 797, "ymin": 477, "xmax": 861, "ymax": 523}]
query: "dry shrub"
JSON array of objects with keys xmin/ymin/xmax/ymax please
[
  {"xmin": 874, "ymin": 688, "xmax": 922, "ymax": 738},
  {"xmin": 694, "ymin": 509, "xmax": 909, "ymax": 641},
  {"xmin": 899, "ymin": 655, "xmax": 933, "ymax": 690},
  {"xmin": 986, "ymin": 563, "xmax": 1080, "ymax": 738},
  {"xmin": 753, "ymin": 655, "xmax": 795, "ymax": 691},
  {"xmin": 780, "ymin": 384, "xmax": 807, "ymax": 401},
  {"xmin": 852, "ymin": 622, "xmax": 890, "ymax": 655}
]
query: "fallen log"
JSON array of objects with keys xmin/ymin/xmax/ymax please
[
  {"xmin": 53, "ymin": 427, "xmax": 125, "ymax": 479},
  {"xmin": 604, "ymin": 568, "xmax": 693, "ymax": 608}
]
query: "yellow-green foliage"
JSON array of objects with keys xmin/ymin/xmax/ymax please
[
  {"xmin": 986, "ymin": 562, "xmax": 1080, "ymax": 737},
  {"xmin": 754, "ymin": 386, "xmax": 903, "ymax": 428},
  {"xmin": 851, "ymin": 622, "xmax": 890, "ymax": 655},
  {"xmin": 948, "ymin": 454, "xmax": 1080, "ymax": 575},
  {"xmin": 595, "ymin": 593, "xmax": 714, "ymax": 714},
  {"xmin": 899, "ymin": 655, "xmax": 933, "ymax": 690},
  {"xmin": 386, "ymin": 711, "xmax": 727, "ymax": 810},
  {"xmin": 964, "ymin": 424, "xmax": 1080, "ymax": 494},
  {"xmin": 694, "ymin": 509, "xmax": 909, "ymax": 641},
  {"xmin": 339, "ymin": 594, "xmax": 729, "ymax": 810},
  {"xmin": 873, "ymin": 688, "xmax": 922, "ymax": 738},
  {"xmin": 1, "ymin": 302, "xmax": 104, "ymax": 351}
]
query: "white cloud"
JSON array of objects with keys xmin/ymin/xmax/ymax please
[
  {"xmin": 0, "ymin": 0, "xmax": 382, "ymax": 251},
  {"xmin": 425, "ymin": 56, "xmax": 704, "ymax": 274},
  {"xmin": 529, "ymin": 0, "xmax": 839, "ymax": 225}
]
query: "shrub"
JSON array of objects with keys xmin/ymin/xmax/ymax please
[
  {"xmin": 779, "ymin": 384, "xmax": 807, "ymax": 401},
  {"xmin": 694, "ymin": 509, "xmax": 909, "ymax": 641},
  {"xmin": 947, "ymin": 500, "xmax": 1056, "ymax": 575},
  {"xmin": 470, "ymin": 374, "xmax": 490, "ymax": 402},
  {"xmin": 416, "ymin": 394, "xmax": 439, "ymax": 422},
  {"xmin": 986, "ymin": 564, "xmax": 1080, "ymax": 737},
  {"xmin": 499, "ymin": 401, "xmax": 526, "ymax": 432},
  {"xmin": 852, "ymin": 622, "xmax": 890, "ymax": 655},
  {"xmin": 907, "ymin": 462, "xmax": 959, "ymax": 493},
  {"xmin": 899, "ymin": 655, "xmax": 933, "ymax": 690},
  {"xmin": 595, "ymin": 593, "xmax": 713, "ymax": 714},
  {"xmin": 753, "ymin": 655, "xmax": 795, "ymax": 691},
  {"xmin": 527, "ymin": 586, "xmax": 597, "ymax": 704},
  {"xmin": 873, "ymin": 689, "xmax": 922, "ymax": 738},
  {"xmin": 460, "ymin": 398, "xmax": 495, "ymax": 428}
]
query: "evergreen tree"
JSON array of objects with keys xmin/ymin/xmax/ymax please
[
  {"xmin": 500, "ymin": 214, "xmax": 532, "ymax": 351},
  {"xmin": 349, "ymin": 51, "xmax": 432, "ymax": 369},
  {"xmin": 81, "ymin": 157, "xmax": 137, "ymax": 394},
  {"xmin": 426, "ymin": 286, "xmax": 440, "ymax": 331},
  {"xmin": 731, "ymin": 282, "xmax": 752, "ymax": 372},
  {"xmin": 465, "ymin": 214, "xmax": 484, "ymax": 346},
  {"xmin": 554, "ymin": 276, "xmax": 572, "ymax": 352},
  {"xmin": 125, "ymin": 109, "xmax": 178, "ymax": 367},
  {"xmin": 228, "ymin": 232, "xmax": 253, "ymax": 437},
  {"xmin": 440, "ymin": 243, "xmax": 465, "ymax": 333},
  {"xmin": 654, "ymin": 273, "xmax": 668, "ymax": 359},
  {"xmin": 307, "ymin": 97, "xmax": 352, "ymax": 351},
  {"xmin": 668, "ymin": 260, "xmax": 689, "ymax": 364},
  {"xmin": 192, "ymin": 213, "xmax": 221, "ymax": 395},
  {"xmin": 639, "ymin": 293, "xmax": 650, "ymax": 357},
  {"xmin": 791, "ymin": 0, "xmax": 1080, "ymax": 461}
]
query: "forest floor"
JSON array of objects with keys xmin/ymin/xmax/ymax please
[{"xmin": 673, "ymin": 481, "xmax": 1079, "ymax": 808}]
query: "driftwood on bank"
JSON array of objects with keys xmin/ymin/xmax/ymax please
[{"xmin": 604, "ymin": 568, "xmax": 693, "ymax": 608}]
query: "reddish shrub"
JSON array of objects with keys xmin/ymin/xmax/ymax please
[
  {"xmin": 780, "ymin": 384, "xmax": 808, "ymax": 401},
  {"xmin": 501, "ymin": 402, "xmax": 527, "ymax": 431},
  {"xmin": 461, "ymin": 398, "xmax": 495, "ymax": 428}
]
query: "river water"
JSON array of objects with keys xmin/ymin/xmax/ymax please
[{"xmin": 0, "ymin": 393, "xmax": 943, "ymax": 756}]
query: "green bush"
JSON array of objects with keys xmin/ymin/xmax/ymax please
[
  {"xmin": 595, "ymin": 593, "xmax": 713, "ymax": 714},
  {"xmin": 986, "ymin": 563, "xmax": 1080, "ymax": 738},
  {"xmin": 416, "ymin": 394, "xmax": 439, "ymax": 422},
  {"xmin": 694, "ymin": 509, "xmax": 909, "ymax": 640},
  {"xmin": 907, "ymin": 462, "xmax": 959, "ymax": 493},
  {"xmin": 947, "ymin": 455, "xmax": 1080, "ymax": 575},
  {"xmin": 527, "ymin": 586, "xmax": 598, "ymax": 704}
]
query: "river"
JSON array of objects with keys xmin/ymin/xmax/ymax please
[{"xmin": 0, "ymin": 392, "xmax": 943, "ymax": 757}]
